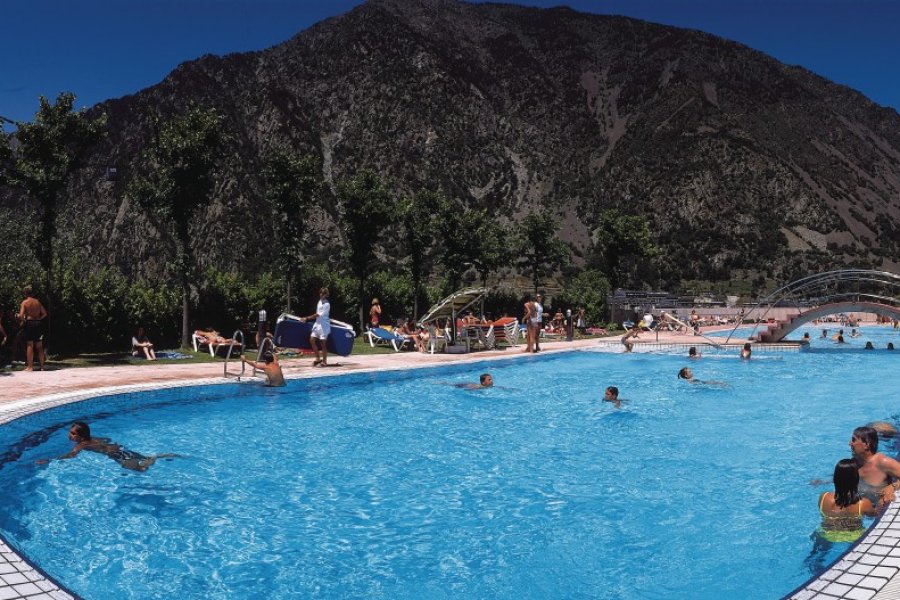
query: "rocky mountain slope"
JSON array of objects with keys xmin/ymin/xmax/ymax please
[{"xmin": 41, "ymin": 0, "xmax": 900, "ymax": 288}]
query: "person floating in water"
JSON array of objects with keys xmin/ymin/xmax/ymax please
[
  {"xmin": 241, "ymin": 352, "xmax": 285, "ymax": 386},
  {"xmin": 603, "ymin": 385, "xmax": 622, "ymax": 408},
  {"xmin": 456, "ymin": 373, "xmax": 493, "ymax": 389},
  {"xmin": 677, "ymin": 367, "xmax": 727, "ymax": 387},
  {"xmin": 740, "ymin": 343, "xmax": 752, "ymax": 360},
  {"xmin": 39, "ymin": 421, "xmax": 176, "ymax": 472},
  {"xmin": 688, "ymin": 346, "xmax": 701, "ymax": 359},
  {"xmin": 865, "ymin": 341, "xmax": 875, "ymax": 350}
]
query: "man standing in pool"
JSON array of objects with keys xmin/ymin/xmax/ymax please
[
  {"xmin": 241, "ymin": 352, "xmax": 285, "ymax": 386},
  {"xmin": 39, "ymin": 421, "xmax": 176, "ymax": 472},
  {"xmin": 850, "ymin": 425, "xmax": 900, "ymax": 506},
  {"xmin": 300, "ymin": 287, "xmax": 331, "ymax": 367}
]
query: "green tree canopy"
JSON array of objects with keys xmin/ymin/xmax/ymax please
[
  {"xmin": 558, "ymin": 269, "xmax": 611, "ymax": 327},
  {"xmin": 515, "ymin": 210, "xmax": 570, "ymax": 294},
  {"xmin": 7, "ymin": 92, "xmax": 106, "ymax": 293},
  {"xmin": 337, "ymin": 169, "xmax": 393, "ymax": 331},
  {"xmin": 471, "ymin": 213, "xmax": 514, "ymax": 287},
  {"xmin": 263, "ymin": 148, "xmax": 322, "ymax": 312},
  {"xmin": 126, "ymin": 104, "xmax": 227, "ymax": 347},
  {"xmin": 431, "ymin": 195, "xmax": 487, "ymax": 294},
  {"xmin": 400, "ymin": 190, "xmax": 439, "ymax": 319},
  {"xmin": 587, "ymin": 209, "xmax": 657, "ymax": 289}
]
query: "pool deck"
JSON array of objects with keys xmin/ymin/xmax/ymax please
[{"xmin": 1, "ymin": 328, "xmax": 885, "ymax": 600}]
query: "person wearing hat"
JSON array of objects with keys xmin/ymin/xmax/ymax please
[{"xmin": 369, "ymin": 298, "xmax": 382, "ymax": 329}]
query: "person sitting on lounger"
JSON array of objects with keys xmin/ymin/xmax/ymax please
[
  {"xmin": 399, "ymin": 320, "xmax": 426, "ymax": 352},
  {"xmin": 194, "ymin": 328, "xmax": 241, "ymax": 346},
  {"xmin": 462, "ymin": 311, "xmax": 479, "ymax": 326},
  {"xmin": 131, "ymin": 326, "xmax": 157, "ymax": 360}
]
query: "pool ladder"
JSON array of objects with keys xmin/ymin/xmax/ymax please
[
  {"xmin": 223, "ymin": 330, "xmax": 245, "ymax": 380},
  {"xmin": 224, "ymin": 331, "xmax": 274, "ymax": 382}
]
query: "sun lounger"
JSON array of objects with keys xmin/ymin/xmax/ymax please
[
  {"xmin": 192, "ymin": 331, "xmax": 243, "ymax": 358},
  {"xmin": 365, "ymin": 327, "xmax": 414, "ymax": 352}
]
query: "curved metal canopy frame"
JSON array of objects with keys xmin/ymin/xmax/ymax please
[{"xmin": 724, "ymin": 269, "xmax": 900, "ymax": 344}]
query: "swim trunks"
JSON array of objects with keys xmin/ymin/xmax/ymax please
[{"xmin": 23, "ymin": 320, "xmax": 42, "ymax": 342}]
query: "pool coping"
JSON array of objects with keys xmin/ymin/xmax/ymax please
[{"xmin": 1, "ymin": 334, "xmax": 889, "ymax": 600}]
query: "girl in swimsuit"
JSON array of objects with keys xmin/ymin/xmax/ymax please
[{"xmin": 818, "ymin": 459, "xmax": 878, "ymax": 543}]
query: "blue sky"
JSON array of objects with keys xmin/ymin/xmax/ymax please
[{"xmin": 2, "ymin": 0, "xmax": 897, "ymax": 128}]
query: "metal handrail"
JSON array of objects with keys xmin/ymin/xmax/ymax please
[
  {"xmin": 254, "ymin": 337, "xmax": 275, "ymax": 379},
  {"xmin": 223, "ymin": 330, "xmax": 245, "ymax": 379},
  {"xmin": 725, "ymin": 269, "xmax": 900, "ymax": 343}
]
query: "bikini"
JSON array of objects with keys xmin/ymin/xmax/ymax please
[{"xmin": 818, "ymin": 494, "xmax": 865, "ymax": 543}]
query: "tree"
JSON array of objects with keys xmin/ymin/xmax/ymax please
[
  {"xmin": 516, "ymin": 210, "xmax": 570, "ymax": 294},
  {"xmin": 263, "ymin": 148, "xmax": 322, "ymax": 312},
  {"xmin": 400, "ymin": 190, "xmax": 438, "ymax": 320},
  {"xmin": 587, "ymin": 209, "xmax": 657, "ymax": 289},
  {"xmin": 557, "ymin": 269, "xmax": 611, "ymax": 327},
  {"xmin": 336, "ymin": 170, "xmax": 392, "ymax": 331},
  {"xmin": 8, "ymin": 93, "xmax": 106, "ymax": 296},
  {"xmin": 471, "ymin": 215, "xmax": 513, "ymax": 286},
  {"xmin": 431, "ymin": 195, "xmax": 485, "ymax": 294},
  {"xmin": 126, "ymin": 105, "xmax": 227, "ymax": 348}
]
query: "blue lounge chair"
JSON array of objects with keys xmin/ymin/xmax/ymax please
[{"xmin": 365, "ymin": 327, "xmax": 413, "ymax": 352}]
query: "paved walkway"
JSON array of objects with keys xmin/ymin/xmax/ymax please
[{"xmin": 1, "ymin": 329, "xmax": 740, "ymax": 405}]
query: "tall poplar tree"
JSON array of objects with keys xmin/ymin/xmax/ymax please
[
  {"xmin": 9, "ymin": 93, "xmax": 106, "ymax": 296},
  {"xmin": 126, "ymin": 105, "xmax": 227, "ymax": 348},
  {"xmin": 337, "ymin": 170, "xmax": 392, "ymax": 331},
  {"xmin": 263, "ymin": 148, "xmax": 322, "ymax": 312}
]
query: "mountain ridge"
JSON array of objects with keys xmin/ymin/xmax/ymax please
[{"xmin": 23, "ymin": 0, "xmax": 900, "ymax": 289}]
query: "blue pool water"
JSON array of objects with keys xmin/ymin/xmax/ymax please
[{"xmin": 2, "ymin": 325, "xmax": 900, "ymax": 599}]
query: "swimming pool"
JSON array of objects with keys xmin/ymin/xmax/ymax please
[{"xmin": 1, "ymin": 325, "xmax": 899, "ymax": 599}]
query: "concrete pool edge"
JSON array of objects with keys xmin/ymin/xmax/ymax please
[{"xmin": 1, "ymin": 336, "xmax": 886, "ymax": 600}]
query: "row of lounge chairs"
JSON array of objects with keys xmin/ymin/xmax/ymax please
[{"xmin": 365, "ymin": 318, "xmax": 521, "ymax": 353}]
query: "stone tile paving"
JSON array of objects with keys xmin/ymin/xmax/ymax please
[{"xmin": 787, "ymin": 500, "xmax": 900, "ymax": 599}]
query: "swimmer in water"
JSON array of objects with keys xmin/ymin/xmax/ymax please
[
  {"xmin": 677, "ymin": 367, "xmax": 727, "ymax": 387},
  {"xmin": 688, "ymin": 346, "xmax": 701, "ymax": 359},
  {"xmin": 38, "ymin": 421, "xmax": 176, "ymax": 472},
  {"xmin": 603, "ymin": 385, "xmax": 622, "ymax": 409},
  {"xmin": 455, "ymin": 373, "xmax": 493, "ymax": 390},
  {"xmin": 740, "ymin": 343, "xmax": 752, "ymax": 360}
]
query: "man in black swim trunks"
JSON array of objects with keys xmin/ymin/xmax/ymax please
[
  {"xmin": 18, "ymin": 285, "xmax": 47, "ymax": 371},
  {"xmin": 39, "ymin": 421, "xmax": 175, "ymax": 472}
]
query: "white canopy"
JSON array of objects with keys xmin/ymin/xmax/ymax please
[{"xmin": 418, "ymin": 287, "xmax": 490, "ymax": 325}]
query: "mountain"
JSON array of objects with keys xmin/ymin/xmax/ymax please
[{"xmin": 41, "ymin": 0, "xmax": 900, "ymax": 289}]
